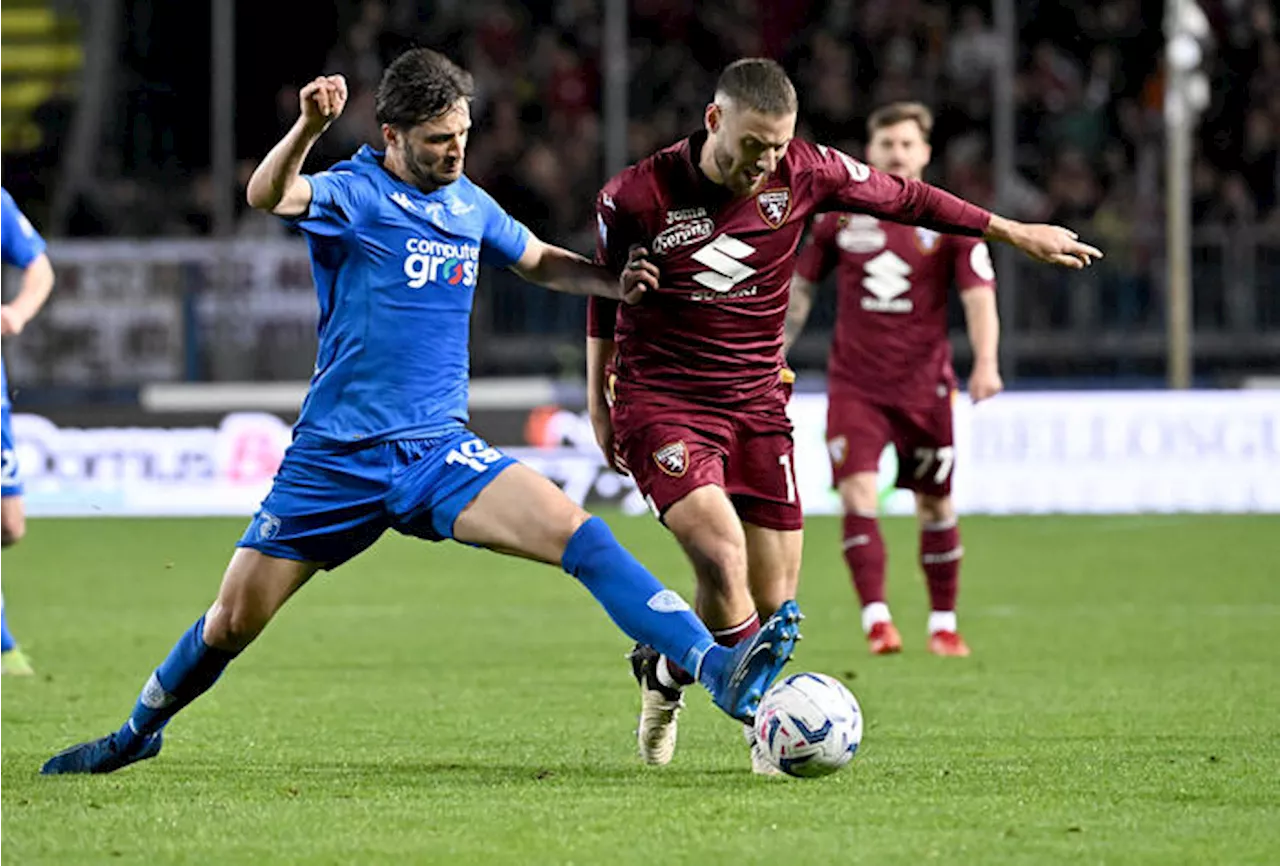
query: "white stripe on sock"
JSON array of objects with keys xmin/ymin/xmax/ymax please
[
  {"xmin": 711, "ymin": 613, "xmax": 760, "ymax": 639},
  {"xmin": 843, "ymin": 533, "xmax": 872, "ymax": 550},
  {"xmin": 656, "ymin": 656, "xmax": 685, "ymax": 691},
  {"xmin": 922, "ymin": 546, "xmax": 964, "ymax": 565}
]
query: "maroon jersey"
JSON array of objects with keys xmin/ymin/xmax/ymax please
[
  {"xmin": 795, "ymin": 213, "xmax": 996, "ymax": 407},
  {"xmin": 588, "ymin": 132, "xmax": 991, "ymax": 404}
]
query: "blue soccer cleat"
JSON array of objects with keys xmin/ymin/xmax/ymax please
[
  {"xmin": 40, "ymin": 730, "xmax": 163, "ymax": 775},
  {"xmin": 707, "ymin": 600, "xmax": 802, "ymax": 723}
]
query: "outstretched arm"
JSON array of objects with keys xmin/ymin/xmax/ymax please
[
  {"xmin": 246, "ymin": 75, "xmax": 348, "ymax": 217},
  {"xmin": 512, "ymin": 238, "xmax": 657, "ymax": 302},
  {"xmin": 815, "ymin": 144, "xmax": 1102, "ymax": 269}
]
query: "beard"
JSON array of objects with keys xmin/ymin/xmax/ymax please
[
  {"xmin": 713, "ymin": 142, "xmax": 765, "ymax": 196},
  {"xmin": 712, "ymin": 143, "xmax": 747, "ymax": 194},
  {"xmin": 403, "ymin": 146, "xmax": 461, "ymax": 192}
]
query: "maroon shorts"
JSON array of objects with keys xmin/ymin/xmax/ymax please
[
  {"xmin": 826, "ymin": 389, "xmax": 956, "ymax": 496},
  {"xmin": 610, "ymin": 378, "xmax": 803, "ymax": 531}
]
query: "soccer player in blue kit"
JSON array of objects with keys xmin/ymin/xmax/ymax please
[
  {"xmin": 42, "ymin": 49, "xmax": 800, "ymax": 774},
  {"xmin": 1, "ymin": 187, "xmax": 56, "ymax": 677}
]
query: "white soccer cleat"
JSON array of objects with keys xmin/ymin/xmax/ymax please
[
  {"xmin": 744, "ymin": 723, "xmax": 783, "ymax": 776},
  {"xmin": 629, "ymin": 644, "xmax": 684, "ymax": 766}
]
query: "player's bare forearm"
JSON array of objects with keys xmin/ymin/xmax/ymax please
[
  {"xmin": 248, "ymin": 75, "xmax": 346, "ymax": 216},
  {"xmin": 961, "ymin": 286, "xmax": 1003, "ymax": 401},
  {"xmin": 9, "ymin": 254, "xmax": 54, "ymax": 324},
  {"xmin": 784, "ymin": 275, "xmax": 817, "ymax": 355},
  {"xmin": 516, "ymin": 240, "xmax": 655, "ymax": 303},
  {"xmin": 960, "ymin": 287, "xmax": 999, "ymax": 366},
  {"xmin": 984, "ymin": 214, "xmax": 1103, "ymax": 269},
  {"xmin": 246, "ymin": 119, "xmax": 324, "ymax": 216},
  {"xmin": 586, "ymin": 336, "xmax": 621, "ymax": 468},
  {"xmin": 586, "ymin": 337, "xmax": 617, "ymax": 416},
  {"xmin": 514, "ymin": 242, "xmax": 619, "ymax": 298}
]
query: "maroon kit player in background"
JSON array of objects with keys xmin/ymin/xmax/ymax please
[
  {"xmin": 786, "ymin": 102, "xmax": 1000, "ymax": 659},
  {"xmin": 588, "ymin": 60, "xmax": 1100, "ymax": 772}
]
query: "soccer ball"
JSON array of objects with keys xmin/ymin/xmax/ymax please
[{"xmin": 753, "ymin": 672, "xmax": 863, "ymax": 778}]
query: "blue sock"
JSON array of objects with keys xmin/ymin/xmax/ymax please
[
  {"xmin": 117, "ymin": 615, "xmax": 237, "ymax": 747},
  {"xmin": 562, "ymin": 517, "xmax": 722, "ymax": 679},
  {"xmin": 1, "ymin": 597, "xmax": 15, "ymax": 652}
]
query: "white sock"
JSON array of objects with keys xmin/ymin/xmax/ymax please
[
  {"xmin": 861, "ymin": 602, "xmax": 892, "ymax": 634},
  {"xmin": 656, "ymin": 656, "xmax": 685, "ymax": 692},
  {"xmin": 928, "ymin": 610, "xmax": 957, "ymax": 635}
]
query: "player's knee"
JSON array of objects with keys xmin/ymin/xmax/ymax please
[
  {"xmin": 1, "ymin": 512, "xmax": 26, "ymax": 547},
  {"xmin": 838, "ymin": 474, "xmax": 879, "ymax": 516},
  {"xmin": 917, "ymin": 494, "xmax": 954, "ymax": 525},
  {"xmin": 558, "ymin": 506, "xmax": 592, "ymax": 545},
  {"xmin": 202, "ymin": 601, "xmax": 266, "ymax": 653}
]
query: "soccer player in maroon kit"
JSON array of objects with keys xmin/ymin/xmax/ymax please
[
  {"xmin": 786, "ymin": 102, "xmax": 998, "ymax": 659},
  {"xmin": 588, "ymin": 62, "xmax": 1099, "ymax": 771}
]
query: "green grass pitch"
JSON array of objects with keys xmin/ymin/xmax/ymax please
[{"xmin": 2, "ymin": 514, "xmax": 1278, "ymax": 864}]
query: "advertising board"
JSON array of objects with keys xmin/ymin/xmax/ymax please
[{"xmin": 10, "ymin": 391, "xmax": 1279, "ymax": 517}]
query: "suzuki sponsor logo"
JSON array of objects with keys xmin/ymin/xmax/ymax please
[
  {"xmin": 861, "ymin": 250, "xmax": 914, "ymax": 313},
  {"xmin": 690, "ymin": 234, "xmax": 757, "ymax": 295}
]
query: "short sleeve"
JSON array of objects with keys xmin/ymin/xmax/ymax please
[
  {"xmin": 293, "ymin": 170, "xmax": 374, "ymax": 237},
  {"xmin": 954, "ymin": 237, "xmax": 997, "ymax": 292},
  {"xmin": 794, "ymin": 213, "xmax": 840, "ymax": 284},
  {"xmin": 477, "ymin": 189, "xmax": 531, "ymax": 268},
  {"xmin": 1, "ymin": 189, "xmax": 47, "ymax": 268}
]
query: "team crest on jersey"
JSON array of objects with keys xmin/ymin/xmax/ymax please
[
  {"xmin": 653, "ymin": 441, "xmax": 689, "ymax": 477},
  {"xmin": 915, "ymin": 227, "xmax": 941, "ymax": 253},
  {"xmin": 257, "ymin": 511, "xmax": 281, "ymax": 541},
  {"xmin": 756, "ymin": 188, "xmax": 792, "ymax": 229}
]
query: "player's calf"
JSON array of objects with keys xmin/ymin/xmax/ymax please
[
  {"xmin": 40, "ymin": 552, "xmax": 316, "ymax": 774},
  {"xmin": 918, "ymin": 499, "xmax": 967, "ymax": 656}
]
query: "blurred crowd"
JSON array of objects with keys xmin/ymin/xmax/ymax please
[
  {"xmin": 8, "ymin": 0, "xmax": 1273, "ymax": 244},
  {"xmin": 3, "ymin": 0, "xmax": 1277, "ymax": 354}
]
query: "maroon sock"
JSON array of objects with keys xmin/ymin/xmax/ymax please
[
  {"xmin": 663, "ymin": 613, "xmax": 760, "ymax": 686},
  {"xmin": 920, "ymin": 521, "xmax": 962, "ymax": 612},
  {"xmin": 842, "ymin": 513, "xmax": 887, "ymax": 606},
  {"xmin": 711, "ymin": 612, "xmax": 761, "ymax": 647}
]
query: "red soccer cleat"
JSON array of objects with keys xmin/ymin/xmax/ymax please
[
  {"xmin": 867, "ymin": 621, "xmax": 903, "ymax": 655},
  {"xmin": 927, "ymin": 630, "xmax": 971, "ymax": 657}
]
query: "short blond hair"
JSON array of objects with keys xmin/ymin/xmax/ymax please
[{"xmin": 867, "ymin": 102, "xmax": 934, "ymax": 141}]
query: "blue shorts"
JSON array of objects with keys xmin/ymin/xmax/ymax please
[
  {"xmin": 1, "ymin": 404, "xmax": 21, "ymax": 498},
  {"xmin": 237, "ymin": 429, "xmax": 517, "ymax": 569}
]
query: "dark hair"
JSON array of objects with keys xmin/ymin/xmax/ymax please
[
  {"xmin": 375, "ymin": 48, "xmax": 475, "ymax": 128},
  {"xmin": 714, "ymin": 58, "xmax": 798, "ymax": 115},
  {"xmin": 867, "ymin": 102, "xmax": 934, "ymax": 141}
]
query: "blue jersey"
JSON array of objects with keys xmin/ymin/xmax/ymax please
[
  {"xmin": 1, "ymin": 187, "xmax": 48, "ymax": 412},
  {"xmin": 290, "ymin": 146, "xmax": 531, "ymax": 445}
]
